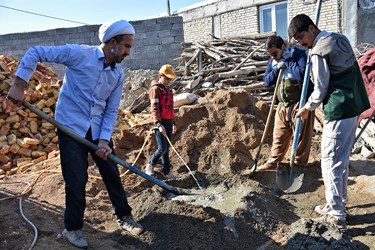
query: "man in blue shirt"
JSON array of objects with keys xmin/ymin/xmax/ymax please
[
  {"xmin": 7, "ymin": 19, "xmax": 143, "ymax": 248},
  {"xmin": 258, "ymin": 35, "xmax": 314, "ymax": 171}
]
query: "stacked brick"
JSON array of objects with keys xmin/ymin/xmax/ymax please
[{"xmin": 0, "ymin": 55, "xmax": 61, "ymax": 177}]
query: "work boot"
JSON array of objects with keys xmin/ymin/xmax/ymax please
[
  {"xmin": 117, "ymin": 215, "xmax": 144, "ymax": 236},
  {"xmin": 61, "ymin": 229, "xmax": 88, "ymax": 249},
  {"xmin": 145, "ymin": 163, "xmax": 154, "ymax": 176},
  {"xmin": 313, "ymin": 214, "xmax": 347, "ymax": 232},
  {"xmin": 256, "ymin": 162, "xmax": 277, "ymax": 171}
]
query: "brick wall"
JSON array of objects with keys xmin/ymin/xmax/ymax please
[
  {"xmin": 220, "ymin": 7, "xmax": 258, "ymax": 37},
  {"xmin": 0, "ymin": 16, "xmax": 184, "ymax": 78},
  {"xmin": 288, "ymin": 0, "xmax": 340, "ymax": 33},
  {"xmin": 183, "ymin": 17, "xmax": 213, "ymax": 42}
]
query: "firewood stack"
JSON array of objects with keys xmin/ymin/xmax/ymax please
[
  {"xmin": 0, "ymin": 55, "xmax": 61, "ymax": 177},
  {"xmin": 171, "ymin": 32, "xmax": 274, "ymax": 95}
]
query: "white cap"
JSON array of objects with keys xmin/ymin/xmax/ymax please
[{"xmin": 98, "ymin": 20, "xmax": 135, "ymax": 43}]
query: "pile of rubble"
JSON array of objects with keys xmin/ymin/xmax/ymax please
[
  {"xmin": 0, "ymin": 55, "xmax": 60, "ymax": 177},
  {"xmin": 173, "ymin": 32, "xmax": 272, "ymax": 90}
]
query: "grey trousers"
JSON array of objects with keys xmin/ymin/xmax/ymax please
[{"xmin": 321, "ymin": 116, "xmax": 358, "ymax": 221}]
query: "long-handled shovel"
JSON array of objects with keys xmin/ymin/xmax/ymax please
[
  {"xmin": 249, "ymin": 68, "xmax": 284, "ymax": 174},
  {"xmin": 23, "ymin": 101, "xmax": 200, "ymax": 195},
  {"xmin": 276, "ymin": 0, "xmax": 323, "ymax": 193}
]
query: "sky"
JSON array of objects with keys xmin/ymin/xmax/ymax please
[{"xmin": 0, "ymin": 0, "xmax": 206, "ymax": 35}]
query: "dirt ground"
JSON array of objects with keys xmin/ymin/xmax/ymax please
[{"xmin": 1, "ymin": 89, "xmax": 375, "ymax": 250}]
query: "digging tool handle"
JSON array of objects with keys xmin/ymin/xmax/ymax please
[{"xmin": 23, "ymin": 101, "xmax": 195, "ymax": 195}]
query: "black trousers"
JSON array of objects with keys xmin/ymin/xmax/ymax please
[{"xmin": 58, "ymin": 128, "xmax": 132, "ymax": 231}]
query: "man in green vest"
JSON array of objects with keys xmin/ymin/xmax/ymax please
[{"xmin": 289, "ymin": 14, "xmax": 370, "ymax": 233}]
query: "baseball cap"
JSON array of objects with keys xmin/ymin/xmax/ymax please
[{"xmin": 159, "ymin": 64, "xmax": 176, "ymax": 79}]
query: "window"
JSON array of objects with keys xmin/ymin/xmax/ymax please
[{"xmin": 259, "ymin": 2, "xmax": 288, "ymax": 38}]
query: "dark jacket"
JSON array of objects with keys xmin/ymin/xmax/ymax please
[{"xmin": 264, "ymin": 47, "xmax": 313, "ymax": 97}]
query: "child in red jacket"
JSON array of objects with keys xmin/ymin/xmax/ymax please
[{"xmin": 146, "ymin": 64, "xmax": 177, "ymax": 179}]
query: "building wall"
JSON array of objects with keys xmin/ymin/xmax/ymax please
[
  {"xmin": 0, "ymin": 16, "xmax": 184, "ymax": 78},
  {"xmin": 178, "ymin": 0, "xmax": 373, "ymax": 47},
  {"xmin": 183, "ymin": 17, "xmax": 213, "ymax": 42},
  {"xmin": 220, "ymin": 7, "xmax": 259, "ymax": 37},
  {"xmin": 342, "ymin": 0, "xmax": 359, "ymax": 46},
  {"xmin": 357, "ymin": 7, "xmax": 375, "ymax": 46},
  {"xmin": 288, "ymin": 0, "xmax": 340, "ymax": 33}
]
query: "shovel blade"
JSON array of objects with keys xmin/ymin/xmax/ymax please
[{"xmin": 276, "ymin": 162, "xmax": 305, "ymax": 193}]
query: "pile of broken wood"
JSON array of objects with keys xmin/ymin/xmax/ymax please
[
  {"xmin": 0, "ymin": 55, "xmax": 60, "ymax": 177},
  {"xmin": 172, "ymin": 32, "xmax": 274, "ymax": 95}
]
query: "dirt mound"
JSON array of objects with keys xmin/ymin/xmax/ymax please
[{"xmin": 115, "ymin": 89, "xmax": 268, "ymax": 176}]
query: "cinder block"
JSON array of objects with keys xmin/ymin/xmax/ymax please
[
  {"xmin": 144, "ymin": 19, "xmax": 157, "ymax": 26},
  {"xmin": 158, "ymin": 30, "xmax": 171, "ymax": 38}
]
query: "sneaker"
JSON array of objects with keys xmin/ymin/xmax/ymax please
[
  {"xmin": 117, "ymin": 215, "xmax": 144, "ymax": 236},
  {"xmin": 61, "ymin": 229, "xmax": 88, "ymax": 249},
  {"xmin": 314, "ymin": 204, "xmax": 328, "ymax": 216},
  {"xmin": 313, "ymin": 214, "xmax": 347, "ymax": 232},
  {"xmin": 163, "ymin": 172, "xmax": 178, "ymax": 180},
  {"xmin": 145, "ymin": 164, "xmax": 154, "ymax": 176},
  {"xmin": 314, "ymin": 204, "xmax": 347, "ymax": 216}
]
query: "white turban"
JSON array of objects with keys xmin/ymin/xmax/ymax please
[{"xmin": 98, "ymin": 20, "xmax": 135, "ymax": 43}]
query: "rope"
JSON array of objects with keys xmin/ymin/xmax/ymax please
[
  {"xmin": 165, "ymin": 135, "xmax": 205, "ymax": 194},
  {"xmin": 120, "ymin": 128, "xmax": 154, "ymax": 177},
  {"xmin": 126, "ymin": 125, "xmax": 205, "ymax": 194}
]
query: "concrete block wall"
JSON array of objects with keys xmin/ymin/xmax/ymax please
[
  {"xmin": 130, "ymin": 17, "xmax": 184, "ymax": 69},
  {"xmin": 0, "ymin": 25, "xmax": 100, "ymax": 78},
  {"xmin": 0, "ymin": 16, "xmax": 184, "ymax": 78}
]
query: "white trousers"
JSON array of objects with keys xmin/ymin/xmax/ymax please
[{"xmin": 321, "ymin": 116, "xmax": 358, "ymax": 221}]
